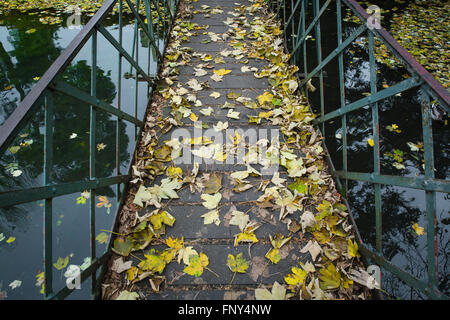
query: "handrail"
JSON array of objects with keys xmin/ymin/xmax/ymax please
[
  {"xmin": 0, "ymin": 0, "xmax": 117, "ymax": 156},
  {"xmin": 0, "ymin": 0, "xmax": 180, "ymax": 299},
  {"xmin": 271, "ymin": 0, "xmax": 449, "ymax": 299}
]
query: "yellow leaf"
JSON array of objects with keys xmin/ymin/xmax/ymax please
[
  {"xmin": 166, "ymin": 236, "xmax": 183, "ymax": 250},
  {"xmin": 183, "ymin": 252, "xmax": 209, "ymax": 277},
  {"xmin": 412, "ymin": 223, "xmax": 426, "ymax": 235},
  {"xmin": 190, "ymin": 113, "xmax": 198, "ymax": 122},
  {"xmin": 126, "ymin": 266, "xmax": 138, "ymax": 281},
  {"xmin": 234, "ymin": 230, "xmax": 258, "ymax": 246},
  {"xmin": 213, "ymin": 69, "xmax": 232, "ymax": 76},
  {"xmin": 6, "ymin": 236, "xmax": 16, "ymax": 244},
  {"xmin": 319, "ymin": 263, "xmax": 341, "ymax": 290},
  {"xmin": 367, "ymin": 138, "xmax": 374, "ymax": 147},
  {"xmin": 139, "ymin": 249, "xmax": 166, "ymax": 274},
  {"xmin": 257, "ymin": 92, "xmax": 273, "ymax": 105},
  {"xmin": 227, "ymin": 253, "xmax": 249, "ymax": 273},
  {"xmin": 284, "ymin": 266, "xmax": 307, "ymax": 286},
  {"xmin": 347, "ymin": 238, "xmax": 360, "ymax": 258},
  {"xmin": 265, "ymin": 248, "xmax": 281, "ymax": 264}
]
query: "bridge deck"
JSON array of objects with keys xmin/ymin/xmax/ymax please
[{"xmin": 101, "ymin": 0, "xmax": 369, "ymax": 300}]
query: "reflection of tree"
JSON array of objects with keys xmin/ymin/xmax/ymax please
[
  {"xmin": 0, "ymin": 15, "xmax": 130, "ymax": 236},
  {"xmin": 294, "ymin": 5, "xmax": 449, "ymax": 299}
]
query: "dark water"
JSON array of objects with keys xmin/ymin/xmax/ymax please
[
  {"xmin": 0, "ymin": 2, "xmax": 448, "ymax": 300},
  {"xmin": 0, "ymin": 10, "xmax": 157, "ymax": 299},
  {"xmin": 283, "ymin": 0, "xmax": 449, "ymax": 299}
]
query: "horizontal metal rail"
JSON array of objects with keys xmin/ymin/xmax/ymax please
[
  {"xmin": 0, "ymin": 0, "xmax": 179, "ymax": 299},
  {"xmin": 273, "ymin": 0, "xmax": 449, "ymax": 299}
]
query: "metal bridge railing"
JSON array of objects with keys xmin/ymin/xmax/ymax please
[
  {"xmin": 269, "ymin": 0, "xmax": 449, "ymax": 299},
  {"xmin": 0, "ymin": 0, "xmax": 179, "ymax": 299}
]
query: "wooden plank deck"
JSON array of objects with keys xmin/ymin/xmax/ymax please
[{"xmin": 101, "ymin": 0, "xmax": 370, "ymax": 300}]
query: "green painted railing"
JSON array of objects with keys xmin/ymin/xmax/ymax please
[
  {"xmin": 269, "ymin": 0, "xmax": 449, "ymax": 299},
  {"xmin": 0, "ymin": 0, "xmax": 179, "ymax": 299}
]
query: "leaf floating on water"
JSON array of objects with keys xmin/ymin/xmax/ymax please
[
  {"xmin": 53, "ymin": 256, "xmax": 69, "ymax": 270},
  {"xmin": 9, "ymin": 280, "xmax": 22, "ymax": 290},
  {"xmin": 96, "ymin": 232, "xmax": 109, "ymax": 244},
  {"xmin": 6, "ymin": 237, "xmax": 16, "ymax": 244},
  {"xmin": 412, "ymin": 222, "xmax": 426, "ymax": 235}
]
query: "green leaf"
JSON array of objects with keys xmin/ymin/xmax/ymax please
[
  {"xmin": 112, "ymin": 238, "xmax": 134, "ymax": 256},
  {"xmin": 183, "ymin": 253, "xmax": 209, "ymax": 277},
  {"xmin": 96, "ymin": 232, "xmax": 109, "ymax": 244},
  {"xmin": 226, "ymin": 253, "xmax": 249, "ymax": 273},
  {"xmin": 53, "ymin": 256, "xmax": 69, "ymax": 270},
  {"xmin": 318, "ymin": 263, "xmax": 341, "ymax": 290}
]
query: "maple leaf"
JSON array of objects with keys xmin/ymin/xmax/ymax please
[
  {"xmin": 318, "ymin": 263, "xmax": 341, "ymax": 290},
  {"xmin": 227, "ymin": 109, "xmax": 240, "ymax": 119},
  {"xmin": 9, "ymin": 280, "xmax": 22, "ymax": 290},
  {"xmin": 201, "ymin": 209, "xmax": 221, "ymax": 226},
  {"xmin": 234, "ymin": 223, "xmax": 259, "ymax": 246},
  {"xmin": 265, "ymin": 248, "xmax": 281, "ymax": 264},
  {"xmin": 213, "ymin": 68, "xmax": 232, "ymax": 76},
  {"xmin": 412, "ymin": 222, "xmax": 426, "ymax": 235},
  {"xmin": 213, "ymin": 121, "xmax": 228, "ymax": 132},
  {"xmin": 229, "ymin": 210, "xmax": 250, "ymax": 231},
  {"xmin": 347, "ymin": 238, "xmax": 361, "ymax": 258},
  {"xmin": 257, "ymin": 92, "xmax": 273, "ymax": 105},
  {"xmin": 112, "ymin": 237, "xmax": 134, "ymax": 256},
  {"xmin": 183, "ymin": 252, "xmax": 209, "ymax": 277},
  {"xmin": 284, "ymin": 266, "xmax": 307, "ymax": 287},
  {"xmin": 227, "ymin": 253, "xmax": 249, "ymax": 273},
  {"xmin": 53, "ymin": 256, "xmax": 69, "ymax": 270},
  {"xmin": 210, "ymin": 91, "xmax": 221, "ymax": 99},
  {"xmin": 95, "ymin": 232, "xmax": 109, "ymax": 244},
  {"xmin": 139, "ymin": 249, "xmax": 166, "ymax": 274},
  {"xmin": 210, "ymin": 73, "xmax": 223, "ymax": 82},
  {"xmin": 201, "ymin": 192, "xmax": 222, "ymax": 209},
  {"xmin": 300, "ymin": 240, "xmax": 322, "ymax": 261},
  {"xmin": 200, "ymin": 107, "xmax": 213, "ymax": 116},
  {"xmin": 255, "ymin": 282, "xmax": 287, "ymax": 300},
  {"xmin": 203, "ymin": 173, "xmax": 222, "ymax": 194}
]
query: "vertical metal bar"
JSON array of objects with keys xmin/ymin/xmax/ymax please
[
  {"xmin": 294, "ymin": 0, "xmax": 304, "ymax": 65},
  {"xmin": 313, "ymin": 0, "xmax": 325, "ymax": 135},
  {"xmin": 117, "ymin": 0, "xmax": 123, "ymax": 204},
  {"xmin": 421, "ymin": 91, "xmax": 438, "ymax": 290},
  {"xmin": 145, "ymin": 0, "xmax": 154, "ymax": 92},
  {"xmin": 43, "ymin": 91, "xmax": 54, "ymax": 298},
  {"xmin": 290, "ymin": 0, "xmax": 295, "ymax": 53},
  {"xmin": 130, "ymin": 20, "xmax": 138, "ymax": 74},
  {"xmin": 369, "ymin": 31, "xmax": 382, "ymax": 255},
  {"xmin": 301, "ymin": 0, "xmax": 308, "ymax": 100},
  {"xmin": 89, "ymin": 30, "xmax": 98, "ymax": 295},
  {"xmin": 283, "ymin": 0, "xmax": 287, "ymax": 45},
  {"xmin": 135, "ymin": 0, "xmax": 140, "ymax": 140},
  {"xmin": 336, "ymin": 0, "xmax": 347, "ymax": 196}
]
